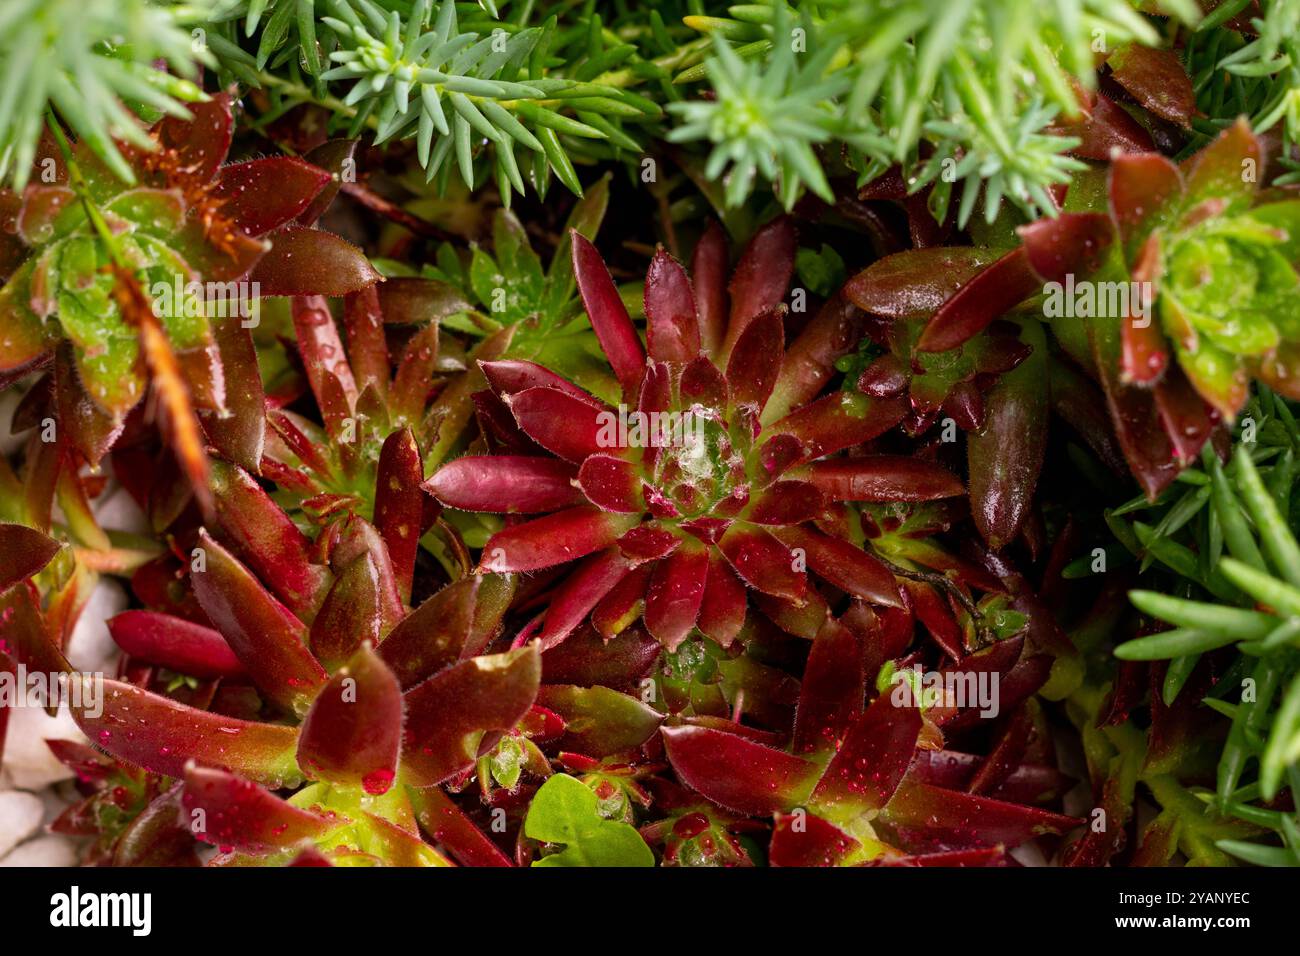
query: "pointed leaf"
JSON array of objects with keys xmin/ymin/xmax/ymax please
[
  {"xmin": 844, "ymin": 248, "xmax": 1001, "ymax": 319},
  {"xmin": 409, "ymin": 785, "xmax": 512, "ymax": 867},
  {"xmin": 201, "ymin": 320, "xmax": 264, "ymax": 473},
  {"xmin": 878, "ymin": 779, "xmax": 1078, "ymax": 852},
  {"xmin": 374, "ymin": 428, "xmax": 423, "ymax": 603},
  {"xmin": 1180, "ymin": 118, "xmax": 1260, "ymax": 217},
  {"xmin": 793, "ymin": 618, "xmax": 865, "ymax": 755},
  {"xmin": 571, "ymin": 231, "xmax": 645, "ymax": 395},
  {"xmin": 213, "ymin": 157, "xmax": 331, "ymax": 236},
  {"xmin": 507, "ymin": 386, "xmax": 611, "ymax": 462},
  {"xmin": 480, "ymin": 507, "xmax": 640, "ymax": 573},
  {"xmin": 538, "ymin": 549, "xmax": 632, "ymax": 650},
  {"xmin": 297, "ymin": 644, "xmax": 403, "ymax": 793},
  {"xmin": 210, "ymin": 460, "xmax": 332, "ymax": 619},
  {"xmin": 182, "ymin": 764, "xmax": 330, "ymax": 850},
  {"xmin": 725, "ymin": 309, "xmax": 785, "ymax": 419},
  {"xmin": 770, "ymin": 811, "xmax": 861, "ymax": 867},
  {"xmin": 0, "ymin": 523, "xmax": 59, "ymax": 593},
  {"xmin": 661, "ymin": 725, "xmax": 818, "ymax": 815},
  {"xmin": 768, "ymin": 392, "xmax": 908, "ymax": 462},
  {"xmin": 577, "ymin": 454, "xmax": 645, "ymax": 513},
  {"xmin": 1108, "ymin": 152, "xmax": 1183, "ymax": 255},
  {"xmin": 157, "ymin": 94, "xmax": 232, "ymax": 186},
  {"xmin": 697, "ymin": 550, "xmax": 747, "ymax": 646},
  {"xmin": 401, "ymin": 646, "xmax": 541, "ymax": 787},
  {"xmin": 723, "ymin": 216, "xmax": 796, "ymax": 357},
  {"xmin": 692, "ymin": 221, "xmax": 729, "ymax": 355},
  {"xmin": 807, "ymin": 456, "xmax": 964, "ymax": 501},
  {"xmin": 537, "ymin": 685, "xmax": 662, "ymax": 757},
  {"xmin": 775, "ymin": 526, "xmax": 902, "ymax": 607},
  {"xmin": 192, "ymin": 529, "xmax": 328, "ymax": 714},
  {"xmin": 968, "ymin": 324, "xmax": 1048, "ymax": 549},
  {"xmin": 645, "ymin": 247, "xmax": 701, "ymax": 362},
  {"xmin": 644, "ymin": 538, "xmax": 709, "ymax": 650},
  {"xmin": 1107, "ymin": 44, "xmax": 1196, "ymax": 129},
  {"xmin": 107, "ymin": 610, "xmax": 244, "ymax": 680},
  {"xmin": 252, "ymin": 228, "xmax": 382, "ymax": 296},
  {"xmin": 378, "ymin": 577, "xmax": 479, "ymax": 690},
  {"xmin": 427, "ymin": 455, "xmax": 581, "ymax": 513},
  {"xmin": 73, "ymin": 678, "xmax": 300, "ymax": 787},
  {"xmin": 811, "ymin": 692, "xmax": 922, "ymax": 819},
  {"xmin": 718, "ymin": 523, "xmax": 807, "ymax": 603},
  {"xmin": 917, "ymin": 248, "xmax": 1041, "ymax": 353}
]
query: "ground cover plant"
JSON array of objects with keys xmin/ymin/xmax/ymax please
[{"xmin": 1, "ymin": 0, "xmax": 1299, "ymax": 868}]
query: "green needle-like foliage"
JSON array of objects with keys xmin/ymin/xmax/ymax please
[
  {"xmin": 1186, "ymin": 0, "xmax": 1300, "ymax": 185},
  {"xmin": 1110, "ymin": 388, "xmax": 1300, "ymax": 867},
  {"xmin": 668, "ymin": 5, "xmax": 846, "ymax": 208},
  {"xmin": 671, "ymin": 0, "xmax": 1199, "ymax": 220},
  {"xmin": 0, "ymin": 0, "xmax": 211, "ymax": 189}
]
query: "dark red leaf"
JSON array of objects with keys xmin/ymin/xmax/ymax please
[
  {"xmin": 297, "ymin": 644, "xmax": 403, "ymax": 793},
  {"xmin": 73, "ymin": 678, "xmax": 300, "ymax": 787},
  {"xmin": 571, "ymin": 231, "xmax": 645, "ymax": 395},
  {"xmin": 252, "ymin": 228, "xmax": 382, "ymax": 296},
  {"xmin": 644, "ymin": 538, "xmax": 709, "ymax": 650},
  {"xmin": 374, "ymin": 428, "xmax": 424, "ymax": 603},
  {"xmin": 480, "ymin": 507, "xmax": 639, "ymax": 573},
  {"xmin": 811, "ymin": 692, "xmax": 922, "ymax": 816},
  {"xmin": 401, "ymin": 646, "xmax": 541, "ymax": 787},
  {"xmin": 213, "ymin": 157, "xmax": 331, "ymax": 237},
  {"xmin": 644, "ymin": 247, "xmax": 701, "ymax": 362},
  {"xmin": 192, "ymin": 529, "xmax": 328, "ymax": 715},
  {"xmin": 107, "ymin": 610, "xmax": 245, "ymax": 680},
  {"xmin": 0, "ymin": 523, "xmax": 59, "ymax": 593},
  {"xmin": 182, "ymin": 764, "xmax": 329, "ymax": 850},
  {"xmin": 792, "ymin": 618, "xmax": 865, "ymax": 755},
  {"xmin": 660, "ymin": 725, "xmax": 819, "ymax": 815},
  {"xmin": 722, "ymin": 216, "xmax": 796, "ymax": 357},
  {"xmin": 917, "ymin": 248, "xmax": 1041, "ymax": 353},
  {"xmin": 806, "ymin": 456, "xmax": 964, "ymax": 502}
]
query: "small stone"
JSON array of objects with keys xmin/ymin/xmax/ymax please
[
  {"xmin": 94, "ymin": 484, "xmax": 150, "ymax": 536},
  {"xmin": 65, "ymin": 578, "xmax": 128, "ymax": 673},
  {"xmin": 1, "ymin": 704, "xmax": 86, "ymax": 790},
  {"xmin": 0, "ymin": 835, "xmax": 78, "ymax": 867},
  {"xmin": 0, "ymin": 791, "xmax": 45, "ymax": 859}
]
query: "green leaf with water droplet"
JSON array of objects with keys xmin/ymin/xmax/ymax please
[{"xmin": 525, "ymin": 773, "xmax": 654, "ymax": 867}]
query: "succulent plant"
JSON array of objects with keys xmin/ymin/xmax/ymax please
[
  {"xmin": 7, "ymin": 1, "xmax": 1300, "ymax": 875},
  {"xmin": 662, "ymin": 616, "xmax": 1079, "ymax": 865},
  {"xmin": 0, "ymin": 95, "xmax": 373, "ymax": 415},
  {"xmin": 913, "ymin": 122, "xmax": 1300, "ymax": 498},
  {"xmin": 0, "ymin": 95, "xmax": 380, "ymax": 514},
  {"xmin": 426, "ymin": 218, "xmax": 974, "ymax": 650},
  {"xmin": 62, "ymin": 515, "xmax": 536, "ymax": 866}
]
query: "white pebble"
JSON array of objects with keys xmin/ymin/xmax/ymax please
[
  {"xmin": 0, "ymin": 835, "xmax": 78, "ymax": 867},
  {"xmin": 1, "ymin": 703, "xmax": 86, "ymax": 790},
  {"xmin": 93, "ymin": 484, "xmax": 150, "ymax": 536},
  {"xmin": 0, "ymin": 791, "xmax": 45, "ymax": 859},
  {"xmin": 65, "ymin": 578, "xmax": 129, "ymax": 674}
]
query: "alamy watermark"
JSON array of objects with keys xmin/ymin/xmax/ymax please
[
  {"xmin": 889, "ymin": 664, "xmax": 1001, "ymax": 719},
  {"xmin": 0, "ymin": 664, "xmax": 102, "ymax": 718},
  {"xmin": 1042, "ymin": 274, "xmax": 1154, "ymax": 327},
  {"xmin": 149, "ymin": 276, "xmax": 261, "ymax": 328},
  {"xmin": 50, "ymin": 886, "xmax": 151, "ymax": 936},
  {"xmin": 595, "ymin": 404, "xmax": 705, "ymax": 449}
]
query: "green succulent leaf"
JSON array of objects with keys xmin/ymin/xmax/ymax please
[{"xmin": 524, "ymin": 773, "xmax": 654, "ymax": 867}]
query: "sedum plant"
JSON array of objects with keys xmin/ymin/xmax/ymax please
[
  {"xmin": 5, "ymin": 0, "xmax": 1300, "ymax": 874},
  {"xmin": 425, "ymin": 218, "xmax": 964, "ymax": 650}
]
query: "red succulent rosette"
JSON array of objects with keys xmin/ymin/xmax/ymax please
[{"xmin": 427, "ymin": 219, "xmax": 970, "ymax": 649}]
